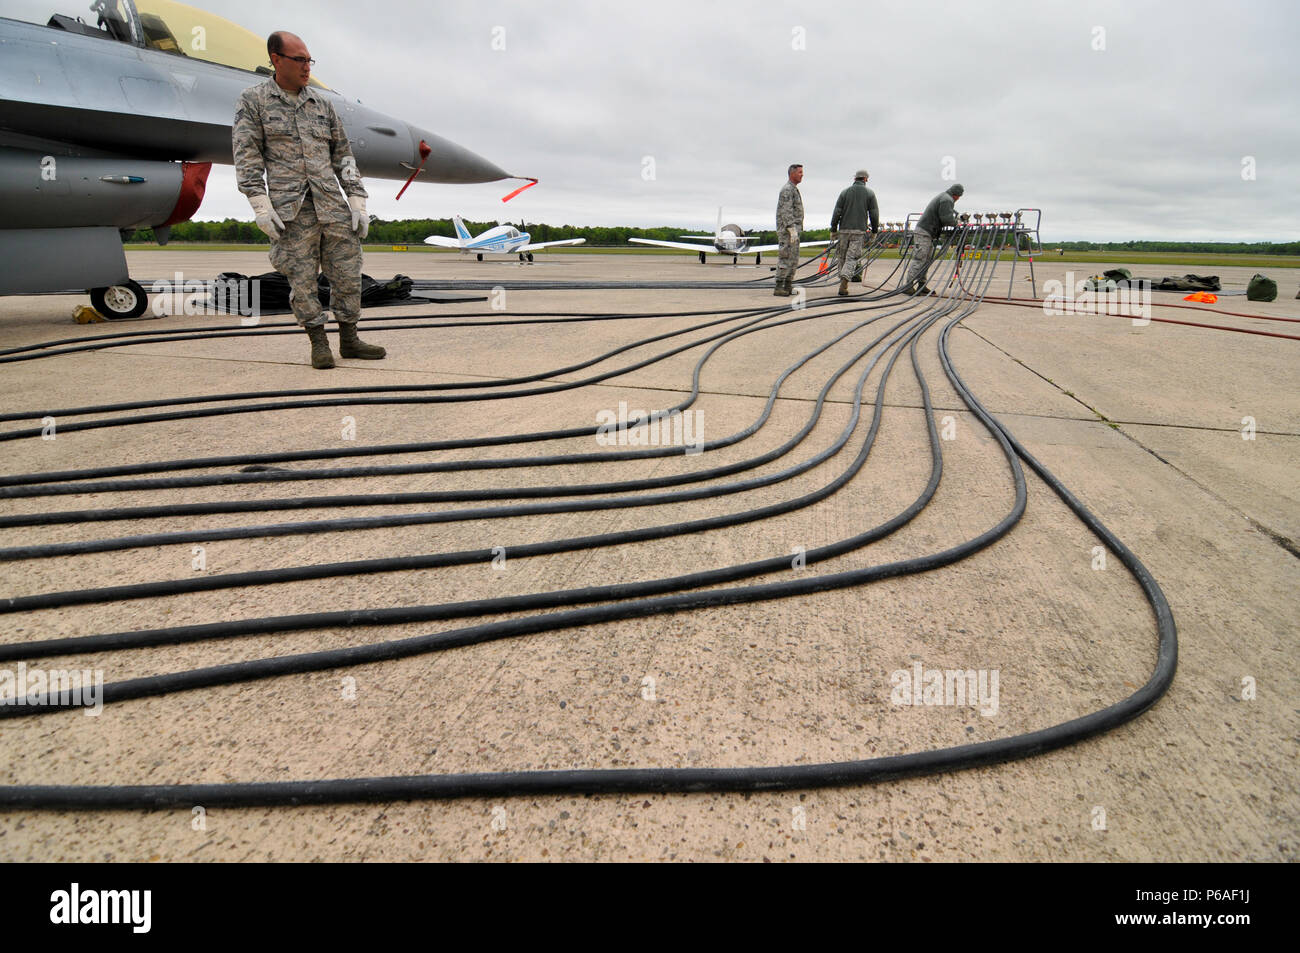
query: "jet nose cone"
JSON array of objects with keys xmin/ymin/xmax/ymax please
[
  {"xmin": 406, "ymin": 124, "xmax": 509, "ymax": 184},
  {"xmin": 341, "ymin": 100, "xmax": 511, "ymax": 186}
]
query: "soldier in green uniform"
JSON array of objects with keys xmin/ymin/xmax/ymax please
[
  {"xmin": 829, "ymin": 170, "xmax": 880, "ymax": 296},
  {"xmin": 903, "ymin": 184, "xmax": 963, "ymax": 297},
  {"xmin": 232, "ymin": 31, "xmax": 386, "ymax": 369},
  {"xmin": 773, "ymin": 164, "xmax": 804, "ymax": 297}
]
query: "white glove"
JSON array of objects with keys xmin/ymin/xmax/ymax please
[
  {"xmin": 787, "ymin": 226, "xmax": 798, "ymax": 242},
  {"xmin": 348, "ymin": 195, "xmax": 369, "ymax": 239},
  {"xmin": 247, "ymin": 193, "xmax": 284, "ymax": 241}
]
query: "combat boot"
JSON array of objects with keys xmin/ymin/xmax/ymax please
[
  {"xmin": 338, "ymin": 322, "xmax": 386, "ymax": 359},
  {"xmin": 913, "ymin": 284, "xmax": 935, "ymax": 297},
  {"xmin": 837, "ymin": 278, "xmax": 850, "ymax": 296},
  {"xmin": 305, "ymin": 325, "xmax": 334, "ymax": 369},
  {"xmin": 773, "ymin": 278, "xmax": 790, "ymax": 297}
]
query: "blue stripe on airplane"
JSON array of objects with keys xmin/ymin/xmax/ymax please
[{"xmin": 466, "ymin": 234, "xmax": 530, "ymax": 251}]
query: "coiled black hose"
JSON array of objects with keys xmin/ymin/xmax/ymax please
[{"xmin": 0, "ymin": 227, "xmax": 1176, "ymax": 808}]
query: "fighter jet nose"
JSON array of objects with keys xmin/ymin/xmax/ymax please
[
  {"xmin": 405, "ymin": 123, "xmax": 509, "ymax": 184},
  {"xmin": 341, "ymin": 103, "xmax": 510, "ymax": 186}
]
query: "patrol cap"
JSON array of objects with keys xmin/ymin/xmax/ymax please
[
  {"xmin": 947, "ymin": 183, "xmax": 965, "ymax": 196},
  {"xmin": 854, "ymin": 169, "xmax": 870, "ymax": 180}
]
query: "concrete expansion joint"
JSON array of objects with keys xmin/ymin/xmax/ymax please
[{"xmin": 956, "ymin": 322, "xmax": 1299, "ymax": 561}]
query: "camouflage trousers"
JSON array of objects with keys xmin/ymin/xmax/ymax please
[
  {"xmin": 268, "ymin": 196, "xmax": 362, "ymax": 328},
  {"xmin": 836, "ymin": 230, "xmax": 866, "ymax": 279},
  {"xmin": 904, "ymin": 229, "xmax": 936, "ymax": 288},
  {"xmin": 776, "ymin": 228, "xmax": 801, "ymax": 281}
]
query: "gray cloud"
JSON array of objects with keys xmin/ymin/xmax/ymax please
[{"xmin": 10, "ymin": 0, "xmax": 1298, "ymax": 240}]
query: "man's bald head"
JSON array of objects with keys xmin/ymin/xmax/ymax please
[
  {"xmin": 267, "ymin": 32, "xmax": 312, "ymax": 92},
  {"xmin": 267, "ymin": 32, "xmax": 304, "ymax": 59}
]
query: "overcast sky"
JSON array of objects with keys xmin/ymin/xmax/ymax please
[{"xmin": 11, "ymin": 0, "xmax": 1300, "ymax": 240}]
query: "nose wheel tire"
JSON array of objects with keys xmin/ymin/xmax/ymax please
[{"xmin": 90, "ymin": 280, "xmax": 148, "ymax": 320}]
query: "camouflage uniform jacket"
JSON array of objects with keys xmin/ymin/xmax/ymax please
[
  {"xmin": 830, "ymin": 181, "xmax": 880, "ymax": 233},
  {"xmin": 916, "ymin": 191, "xmax": 958, "ymax": 238},
  {"xmin": 776, "ymin": 181, "xmax": 804, "ymax": 232},
  {"xmin": 232, "ymin": 75, "xmax": 367, "ymax": 225}
]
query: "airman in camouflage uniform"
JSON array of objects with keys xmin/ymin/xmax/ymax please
[
  {"xmin": 829, "ymin": 169, "xmax": 880, "ymax": 295},
  {"xmin": 773, "ymin": 164, "xmax": 804, "ymax": 296},
  {"xmin": 903, "ymin": 183, "xmax": 963, "ymax": 296},
  {"xmin": 232, "ymin": 31, "xmax": 385, "ymax": 368}
]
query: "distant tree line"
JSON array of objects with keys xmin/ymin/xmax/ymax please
[
  {"xmin": 126, "ymin": 219, "xmax": 792, "ymax": 246},
  {"xmin": 123, "ymin": 221, "xmax": 1299, "ymax": 255},
  {"xmin": 1051, "ymin": 240, "xmax": 1300, "ymax": 255}
]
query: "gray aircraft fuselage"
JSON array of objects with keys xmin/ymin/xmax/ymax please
[{"xmin": 0, "ymin": 6, "xmax": 511, "ymax": 296}]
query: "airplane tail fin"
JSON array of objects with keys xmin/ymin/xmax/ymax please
[{"xmin": 453, "ymin": 215, "xmax": 472, "ymax": 244}]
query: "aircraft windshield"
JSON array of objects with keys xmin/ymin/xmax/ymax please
[
  {"xmin": 135, "ymin": 0, "xmax": 329, "ymax": 87},
  {"xmin": 49, "ymin": 0, "xmax": 328, "ymax": 88}
]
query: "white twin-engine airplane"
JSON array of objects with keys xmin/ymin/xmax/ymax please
[
  {"xmin": 629, "ymin": 208, "xmax": 830, "ymax": 264},
  {"xmin": 423, "ymin": 215, "xmax": 585, "ymax": 261}
]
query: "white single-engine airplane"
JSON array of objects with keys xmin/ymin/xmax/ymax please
[
  {"xmin": 629, "ymin": 208, "xmax": 830, "ymax": 264},
  {"xmin": 424, "ymin": 215, "xmax": 585, "ymax": 261}
]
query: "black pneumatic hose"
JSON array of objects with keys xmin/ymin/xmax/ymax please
[
  {"xmin": 0, "ymin": 299, "xmax": 902, "ymax": 503},
  {"xmin": 0, "ymin": 308, "xmax": 915, "ymax": 559},
  {"xmin": 0, "ymin": 307, "xmax": 931, "ymax": 609},
  {"xmin": 0, "ymin": 245, "xmax": 1176, "ymax": 807},
  {"xmin": 0, "ymin": 305, "xmax": 948, "ymax": 654},
  {"xmin": 0, "ymin": 297, "xmax": 887, "ymax": 487},
  {"xmin": 0, "ymin": 323, "xmax": 1175, "ymax": 807}
]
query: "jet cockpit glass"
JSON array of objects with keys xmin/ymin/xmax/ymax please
[
  {"xmin": 46, "ymin": 0, "xmax": 328, "ymax": 88},
  {"xmin": 135, "ymin": 0, "xmax": 326, "ymax": 86},
  {"xmin": 88, "ymin": 0, "xmax": 143, "ymax": 45}
]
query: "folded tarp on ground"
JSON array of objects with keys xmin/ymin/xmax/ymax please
[
  {"xmin": 1083, "ymin": 272, "xmax": 1223, "ymax": 292},
  {"xmin": 206, "ymin": 272, "xmax": 429, "ymax": 314},
  {"xmin": 1145, "ymin": 274, "xmax": 1221, "ymax": 292}
]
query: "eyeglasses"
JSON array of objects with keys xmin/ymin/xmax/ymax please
[{"xmin": 275, "ymin": 54, "xmax": 315, "ymax": 65}]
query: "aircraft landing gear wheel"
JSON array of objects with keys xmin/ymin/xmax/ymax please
[
  {"xmin": 90, "ymin": 280, "xmax": 148, "ymax": 320},
  {"xmin": 477, "ymin": 253, "xmax": 483, "ymax": 261},
  {"xmin": 699, "ymin": 252, "xmax": 706, "ymax": 264},
  {"xmin": 526, "ymin": 253, "xmax": 534, "ymax": 262},
  {"xmin": 755, "ymin": 253, "xmax": 762, "ymax": 265},
  {"xmin": 732, "ymin": 255, "xmax": 738, "ymax": 265}
]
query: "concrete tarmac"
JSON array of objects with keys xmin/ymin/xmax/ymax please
[{"xmin": 0, "ymin": 250, "xmax": 1295, "ymax": 861}]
